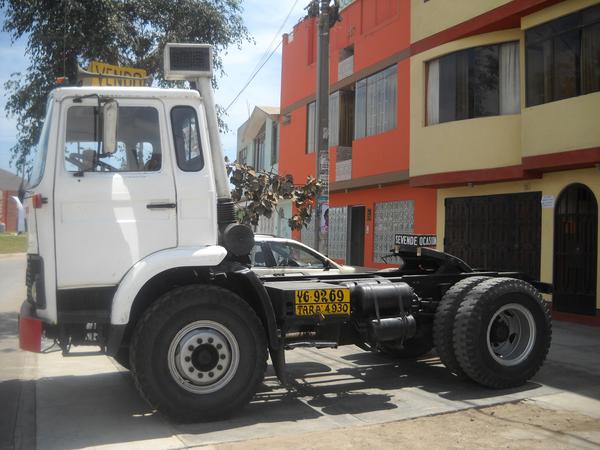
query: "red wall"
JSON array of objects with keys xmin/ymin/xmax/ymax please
[
  {"xmin": 280, "ymin": 0, "xmax": 412, "ymax": 182},
  {"xmin": 330, "ymin": 184, "xmax": 437, "ymax": 268},
  {"xmin": 280, "ymin": 0, "xmax": 437, "ymax": 268},
  {"xmin": 280, "ymin": 0, "xmax": 411, "ymax": 109}
]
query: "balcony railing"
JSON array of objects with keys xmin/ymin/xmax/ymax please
[
  {"xmin": 338, "ymin": 55, "xmax": 354, "ymax": 81},
  {"xmin": 336, "ymin": 146, "xmax": 352, "ymax": 181}
]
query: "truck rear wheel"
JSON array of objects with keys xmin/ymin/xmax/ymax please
[
  {"xmin": 433, "ymin": 276, "xmax": 490, "ymax": 376},
  {"xmin": 453, "ymin": 278, "xmax": 551, "ymax": 389},
  {"xmin": 130, "ymin": 284, "xmax": 267, "ymax": 422}
]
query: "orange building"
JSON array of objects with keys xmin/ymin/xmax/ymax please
[{"xmin": 279, "ymin": 0, "xmax": 436, "ymax": 268}]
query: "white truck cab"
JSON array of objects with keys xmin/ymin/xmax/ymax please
[
  {"xmin": 27, "ymin": 86, "xmax": 222, "ymax": 324},
  {"xmin": 18, "ymin": 44, "xmax": 553, "ymax": 423}
]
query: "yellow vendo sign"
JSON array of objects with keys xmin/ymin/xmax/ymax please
[{"xmin": 85, "ymin": 61, "xmax": 147, "ymax": 87}]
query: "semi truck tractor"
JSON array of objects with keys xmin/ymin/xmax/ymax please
[{"xmin": 18, "ymin": 43, "xmax": 552, "ymax": 422}]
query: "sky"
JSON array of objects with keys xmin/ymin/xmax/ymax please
[{"xmin": 0, "ymin": 0, "xmax": 308, "ymax": 174}]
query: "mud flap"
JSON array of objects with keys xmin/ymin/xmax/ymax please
[{"xmin": 19, "ymin": 301, "xmax": 42, "ymax": 353}]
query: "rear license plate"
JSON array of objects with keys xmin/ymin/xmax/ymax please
[{"xmin": 294, "ymin": 288, "xmax": 351, "ymax": 316}]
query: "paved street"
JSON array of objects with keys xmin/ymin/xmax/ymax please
[
  {"xmin": 0, "ymin": 254, "xmax": 36, "ymax": 450},
  {"xmin": 1, "ymin": 253, "xmax": 600, "ymax": 449}
]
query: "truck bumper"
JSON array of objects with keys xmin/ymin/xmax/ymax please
[{"xmin": 19, "ymin": 301, "xmax": 43, "ymax": 353}]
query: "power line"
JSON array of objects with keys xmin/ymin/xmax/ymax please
[
  {"xmin": 225, "ymin": 40, "xmax": 282, "ymax": 112},
  {"xmin": 249, "ymin": 0, "xmax": 300, "ymax": 77},
  {"xmin": 225, "ymin": 0, "xmax": 300, "ymax": 112}
]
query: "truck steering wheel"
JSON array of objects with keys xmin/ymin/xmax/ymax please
[{"xmin": 67, "ymin": 153, "xmax": 118, "ymax": 172}]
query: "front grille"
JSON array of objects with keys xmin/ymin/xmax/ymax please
[{"xmin": 26, "ymin": 255, "xmax": 45, "ymax": 309}]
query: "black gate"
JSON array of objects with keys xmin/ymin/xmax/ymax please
[
  {"xmin": 445, "ymin": 192, "xmax": 542, "ymax": 278},
  {"xmin": 349, "ymin": 206, "xmax": 365, "ymax": 266},
  {"xmin": 553, "ymin": 183, "xmax": 598, "ymax": 316}
]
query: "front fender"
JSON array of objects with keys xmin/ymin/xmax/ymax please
[{"xmin": 110, "ymin": 245, "xmax": 227, "ymax": 325}]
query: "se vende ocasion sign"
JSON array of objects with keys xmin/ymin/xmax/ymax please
[{"xmin": 394, "ymin": 234, "xmax": 437, "ymax": 247}]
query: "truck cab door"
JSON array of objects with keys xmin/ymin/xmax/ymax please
[
  {"xmin": 167, "ymin": 102, "xmax": 218, "ymax": 247},
  {"xmin": 54, "ymin": 98, "xmax": 177, "ymax": 288}
]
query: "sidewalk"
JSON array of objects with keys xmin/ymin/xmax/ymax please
[{"xmin": 30, "ymin": 321, "xmax": 600, "ymax": 449}]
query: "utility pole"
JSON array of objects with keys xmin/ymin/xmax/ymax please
[{"xmin": 314, "ymin": 0, "xmax": 330, "ymax": 255}]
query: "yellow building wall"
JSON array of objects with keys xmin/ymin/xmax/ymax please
[
  {"xmin": 521, "ymin": 0, "xmax": 600, "ymax": 157},
  {"xmin": 410, "ymin": 30, "xmax": 523, "ymax": 178},
  {"xmin": 410, "ymin": 0, "xmax": 512, "ymax": 43},
  {"xmin": 522, "ymin": 92, "xmax": 600, "ymax": 157},
  {"xmin": 436, "ymin": 168, "xmax": 600, "ymax": 309},
  {"xmin": 410, "ymin": 1, "xmax": 600, "ymax": 177}
]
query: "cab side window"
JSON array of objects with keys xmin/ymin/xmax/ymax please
[
  {"xmin": 64, "ymin": 106, "xmax": 162, "ymax": 172},
  {"xmin": 171, "ymin": 106, "xmax": 204, "ymax": 172}
]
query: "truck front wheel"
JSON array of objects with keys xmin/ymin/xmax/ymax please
[
  {"xmin": 453, "ymin": 278, "xmax": 551, "ymax": 389},
  {"xmin": 130, "ymin": 284, "xmax": 267, "ymax": 422}
]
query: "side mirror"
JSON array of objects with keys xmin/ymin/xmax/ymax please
[{"xmin": 101, "ymin": 100, "xmax": 118, "ymax": 154}]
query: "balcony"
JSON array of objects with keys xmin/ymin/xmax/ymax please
[
  {"xmin": 338, "ymin": 55, "xmax": 354, "ymax": 81},
  {"xmin": 335, "ymin": 146, "xmax": 352, "ymax": 181}
]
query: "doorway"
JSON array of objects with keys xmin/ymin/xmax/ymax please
[
  {"xmin": 553, "ymin": 183, "xmax": 598, "ymax": 316},
  {"xmin": 348, "ymin": 206, "xmax": 365, "ymax": 266}
]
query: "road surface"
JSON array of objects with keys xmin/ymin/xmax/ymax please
[{"xmin": 0, "ymin": 253, "xmax": 599, "ymax": 449}]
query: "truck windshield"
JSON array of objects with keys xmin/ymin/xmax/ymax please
[{"xmin": 29, "ymin": 98, "xmax": 54, "ymax": 187}]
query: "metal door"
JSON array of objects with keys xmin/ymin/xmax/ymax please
[
  {"xmin": 54, "ymin": 98, "xmax": 177, "ymax": 288},
  {"xmin": 553, "ymin": 184, "xmax": 598, "ymax": 316},
  {"xmin": 445, "ymin": 192, "xmax": 541, "ymax": 278},
  {"xmin": 349, "ymin": 206, "xmax": 365, "ymax": 266}
]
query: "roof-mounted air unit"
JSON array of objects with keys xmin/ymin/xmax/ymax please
[{"xmin": 164, "ymin": 43, "xmax": 213, "ymax": 80}]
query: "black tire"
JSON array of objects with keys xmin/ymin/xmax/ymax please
[
  {"xmin": 111, "ymin": 346, "xmax": 130, "ymax": 370},
  {"xmin": 433, "ymin": 276, "xmax": 490, "ymax": 376},
  {"xmin": 378, "ymin": 324, "xmax": 434, "ymax": 359},
  {"xmin": 130, "ymin": 284, "xmax": 267, "ymax": 422},
  {"xmin": 453, "ymin": 278, "xmax": 551, "ymax": 389}
]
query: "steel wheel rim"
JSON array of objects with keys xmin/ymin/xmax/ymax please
[
  {"xmin": 486, "ymin": 303, "xmax": 536, "ymax": 367},
  {"xmin": 167, "ymin": 320, "xmax": 239, "ymax": 394}
]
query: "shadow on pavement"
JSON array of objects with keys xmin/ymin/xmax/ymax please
[
  {"xmin": 7, "ymin": 319, "xmax": 600, "ymax": 449},
  {"xmin": 19, "ymin": 351, "xmax": 543, "ymax": 449}
]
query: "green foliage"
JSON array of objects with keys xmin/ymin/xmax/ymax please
[
  {"xmin": 1, "ymin": 0, "xmax": 251, "ymax": 173},
  {"xmin": 227, "ymin": 162, "xmax": 322, "ymax": 231}
]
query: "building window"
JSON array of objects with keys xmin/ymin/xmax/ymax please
[
  {"xmin": 306, "ymin": 102, "xmax": 317, "ymax": 153},
  {"xmin": 373, "ymin": 200, "xmax": 414, "ymax": 263},
  {"xmin": 354, "ymin": 65, "xmax": 397, "ymax": 139},
  {"xmin": 253, "ymin": 126, "xmax": 265, "ymax": 170},
  {"xmin": 271, "ymin": 122, "xmax": 279, "ymax": 165},
  {"xmin": 239, "ymin": 147, "xmax": 247, "ymax": 164},
  {"xmin": 427, "ymin": 41, "xmax": 520, "ymax": 125},
  {"xmin": 526, "ymin": 4, "xmax": 600, "ymax": 107}
]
